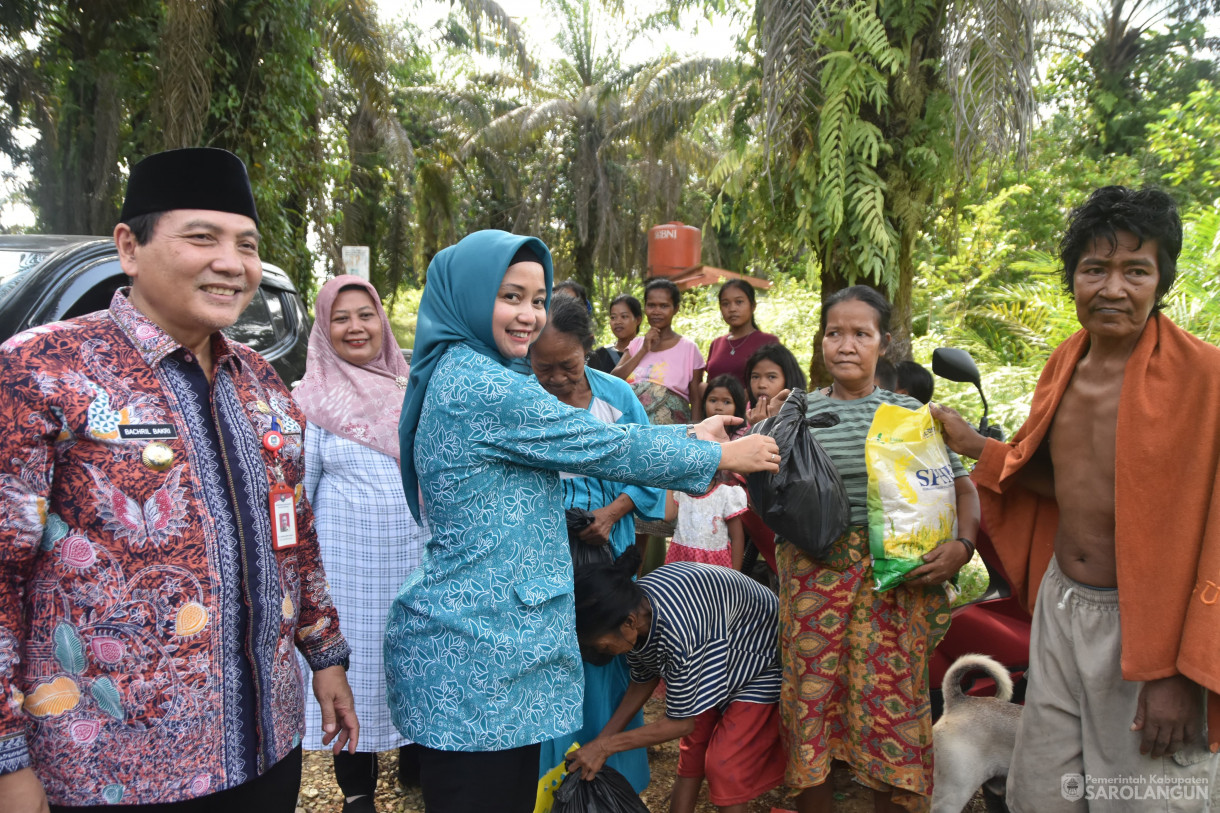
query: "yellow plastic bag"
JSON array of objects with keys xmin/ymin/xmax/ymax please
[
  {"xmin": 535, "ymin": 742, "xmax": 580, "ymax": 813},
  {"xmin": 866, "ymin": 403, "xmax": 957, "ymax": 591}
]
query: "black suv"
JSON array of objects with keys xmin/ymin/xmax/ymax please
[{"xmin": 0, "ymin": 235, "xmax": 311, "ymax": 386}]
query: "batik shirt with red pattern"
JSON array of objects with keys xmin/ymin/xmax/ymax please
[{"xmin": 0, "ymin": 290, "xmax": 349, "ymax": 805}]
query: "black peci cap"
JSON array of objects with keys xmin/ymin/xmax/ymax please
[{"xmin": 119, "ymin": 147, "xmax": 260, "ymax": 226}]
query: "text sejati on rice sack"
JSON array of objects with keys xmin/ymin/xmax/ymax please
[{"xmin": 866, "ymin": 403, "xmax": 958, "ymax": 592}]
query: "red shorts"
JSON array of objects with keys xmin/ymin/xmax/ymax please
[{"xmin": 676, "ymin": 701, "xmax": 786, "ymax": 806}]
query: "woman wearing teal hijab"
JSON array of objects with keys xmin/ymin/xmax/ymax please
[{"xmin": 386, "ymin": 230, "xmax": 780, "ymax": 813}]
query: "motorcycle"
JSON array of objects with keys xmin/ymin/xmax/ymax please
[
  {"xmin": 928, "ymin": 347, "xmax": 1031, "ymax": 723},
  {"xmin": 932, "ymin": 347, "xmax": 1005, "ymax": 441}
]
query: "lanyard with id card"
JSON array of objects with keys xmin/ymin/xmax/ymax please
[{"xmin": 264, "ymin": 417, "xmax": 298, "ymax": 549}]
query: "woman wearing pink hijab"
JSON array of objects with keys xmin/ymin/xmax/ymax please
[{"xmin": 294, "ymin": 276, "xmax": 426, "ymax": 813}]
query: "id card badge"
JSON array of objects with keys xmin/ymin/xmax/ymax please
[{"xmin": 270, "ymin": 481, "xmax": 298, "ymax": 549}]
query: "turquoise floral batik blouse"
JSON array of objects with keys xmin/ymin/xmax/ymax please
[{"xmin": 384, "ymin": 344, "xmax": 720, "ymax": 751}]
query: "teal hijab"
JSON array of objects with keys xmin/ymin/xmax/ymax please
[{"xmin": 399, "ymin": 230, "xmax": 554, "ymax": 520}]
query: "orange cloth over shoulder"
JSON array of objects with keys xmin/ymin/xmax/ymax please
[{"xmin": 971, "ymin": 313, "xmax": 1220, "ymax": 751}]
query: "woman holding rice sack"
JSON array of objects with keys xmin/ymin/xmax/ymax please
[{"xmin": 763, "ymin": 286, "xmax": 979, "ymax": 813}]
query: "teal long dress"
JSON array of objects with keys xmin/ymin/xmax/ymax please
[{"xmin": 535, "ymin": 366, "xmax": 662, "ymax": 791}]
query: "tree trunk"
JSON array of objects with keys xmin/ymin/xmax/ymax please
[
  {"xmin": 87, "ymin": 70, "xmax": 123, "ymax": 234},
  {"xmin": 156, "ymin": 0, "xmax": 215, "ymax": 150},
  {"xmin": 36, "ymin": 76, "xmax": 122, "ymax": 234},
  {"xmin": 888, "ymin": 238, "xmax": 914, "ymax": 363},
  {"xmin": 572, "ymin": 235, "xmax": 596, "ymax": 295}
]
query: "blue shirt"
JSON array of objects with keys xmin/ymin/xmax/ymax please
[
  {"xmin": 550, "ymin": 367, "xmax": 666, "ymax": 556},
  {"xmin": 384, "ymin": 345, "xmax": 720, "ymax": 751}
]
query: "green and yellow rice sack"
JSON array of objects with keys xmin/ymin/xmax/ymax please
[{"xmin": 866, "ymin": 403, "xmax": 958, "ymax": 591}]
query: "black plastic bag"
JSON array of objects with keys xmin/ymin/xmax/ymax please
[
  {"xmin": 566, "ymin": 508, "xmax": 612, "ymax": 569},
  {"xmin": 746, "ymin": 388, "xmax": 851, "ymax": 560},
  {"xmin": 553, "ymin": 766, "xmax": 650, "ymax": 813}
]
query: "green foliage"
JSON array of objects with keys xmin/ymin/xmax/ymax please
[
  {"xmin": 206, "ymin": 0, "xmax": 326, "ymax": 295},
  {"xmin": 1162, "ymin": 203, "xmax": 1220, "ymax": 345},
  {"xmin": 419, "ymin": 0, "xmax": 736, "ymax": 303},
  {"xmin": 5, "ymin": 0, "xmax": 1220, "ymax": 433},
  {"xmin": 1147, "ymin": 79, "xmax": 1220, "ymax": 208},
  {"xmin": 0, "ymin": 0, "xmax": 162, "ymax": 234},
  {"xmin": 715, "ymin": 0, "xmax": 944, "ymax": 288},
  {"xmin": 711, "ymin": 0, "xmax": 1039, "ymax": 372},
  {"xmin": 1042, "ymin": 11, "xmax": 1217, "ymax": 158},
  {"xmin": 387, "ymin": 285, "xmax": 425, "ymax": 349},
  {"xmin": 0, "ymin": 0, "xmax": 376, "ymax": 298},
  {"xmin": 812, "ymin": 0, "xmax": 903, "ymax": 286}
]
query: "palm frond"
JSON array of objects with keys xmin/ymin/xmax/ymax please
[
  {"xmin": 452, "ymin": 0, "xmax": 535, "ymax": 79},
  {"xmin": 322, "ymin": 0, "xmax": 390, "ymax": 109},
  {"xmin": 626, "ymin": 56, "xmax": 728, "ymax": 110},
  {"xmin": 758, "ymin": 0, "xmax": 837, "ymax": 153},
  {"xmin": 602, "ymin": 88, "xmax": 721, "ymax": 152},
  {"xmin": 942, "ymin": 0, "xmax": 1039, "ymax": 169},
  {"xmin": 708, "ymin": 140, "xmax": 762, "ymax": 190},
  {"xmin": 402, "ymin": 85, "xmax": 498, "ymax": 130},
  {"xmin": 463, "ymin": 98, "xmax": 575, "ymax": 156},
  {"xmin": 1165, "ymin": 204, "xmax": 1220, "ymax": 342},
  {"xmin": 321, "ymin": 0, "xmax": 417, "ymax": 176}
]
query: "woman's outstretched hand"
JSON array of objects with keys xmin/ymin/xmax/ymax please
[
  {"xmin": 718, "ymin": 434, "xmax": 780, "ymax": 474},
  {"xmin": 691, "ymin": 415, "xmax": 779, "ymax": 473},
  {"xmin": 693, "ymin": 414, "xmax": 742, "ymax": 442}
]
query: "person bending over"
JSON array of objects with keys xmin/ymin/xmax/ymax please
[{"xmin": 568, "ymin": 548, "xmax": 785, "ymax": 813}]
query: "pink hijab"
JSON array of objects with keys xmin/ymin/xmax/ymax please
[{"xmin": 294, "ymin": 275, "xmax": 412, "ymax": 460}]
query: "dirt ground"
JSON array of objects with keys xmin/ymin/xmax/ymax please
[{"xmin": 295, "ymin": 696, "xmax": 989, "ymax": 813}]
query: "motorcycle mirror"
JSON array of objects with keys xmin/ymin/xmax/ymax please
[{"xmin": 932, "ymin": 347, "xmax": 982, "ymax": 387}]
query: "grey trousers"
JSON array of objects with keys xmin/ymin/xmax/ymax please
[{"xmin": 1008, "ymin": 556, "xmax": 1217, "ymax": 812}]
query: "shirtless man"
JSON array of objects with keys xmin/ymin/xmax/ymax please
[{"xmin": 934, "ymin": 186, "xmax": 1219, "ymax": 811}]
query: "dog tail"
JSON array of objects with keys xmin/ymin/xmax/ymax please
[{"xmin": 942, "ymin": 653, "xmax": 1014, "ymax": 712}]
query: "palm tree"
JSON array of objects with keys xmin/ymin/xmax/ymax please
[
  {"xmin": 1040, "ymin": 0, "xmax": 1219, "ymax": 156},
  {"xmin": 0, "ymin": 0, "xmax": 532, "ymax": 294},
  {"xmin": 452, "ymin": 0, "xmax": 732, "ymax": 294},
  {"xmin": 0, "ymin": 0, "xmax": 375, "ymax": 286},
  {"xmin": 327, "ymin": 0, "xmax": 532, "ymax": 294},
  {"xmin": 0, "ymin": 0, "xmax": 160, "ymax": 236},
  {"xmin": 704, "ymin": 0, "xmax": 1042, "ymax": 378}
]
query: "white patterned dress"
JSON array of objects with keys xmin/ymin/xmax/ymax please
[{"xmin": 300, "ymin": 422, "xmax": 427, "ymax": 751}]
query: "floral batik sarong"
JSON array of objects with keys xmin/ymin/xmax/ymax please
[
  {"xmin": 777, "ymin": 526, "xmax": 951, "ymax": 813},
  {"xmin": 631, "ymin": 380, "xmax": 691, "ymax": 426},
  {"xmin": 631, "ymin": 381, "xmax": 689, "ymax": 539}
]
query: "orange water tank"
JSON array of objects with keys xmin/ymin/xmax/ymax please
[{"xmin": 647, "ymin": 222, "xmax": 701, "ymax": 277}]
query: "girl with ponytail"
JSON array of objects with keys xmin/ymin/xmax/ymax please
[{"xmin": 703, "ymin": 279, "xmax": 779, "ymax": 392}]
